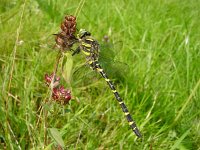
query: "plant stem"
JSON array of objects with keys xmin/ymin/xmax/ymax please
[{"xmin": 44, "ymin": 52, "xmax": 62, "ymax": 148}]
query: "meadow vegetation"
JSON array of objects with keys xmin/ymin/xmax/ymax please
[{"xmin": 0, "ymin": 0, "xmax": 200, "ymax": 149}]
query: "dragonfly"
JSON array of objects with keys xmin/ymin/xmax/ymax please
[{"xmin": 71, "ymin": 29, "xmax": 142, "ymax": 138}]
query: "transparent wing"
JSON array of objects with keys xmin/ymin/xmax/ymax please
[
  {"xmin": 70, "ymin": 40, "xmax": 129, "ymax": 87},
  {"xmin": 98, "ymin": 41, "xmax": 129, "ymax": 81},
  {"xmin": 69, "ymin": 55, "xmax": 100, "ymax": 88}
]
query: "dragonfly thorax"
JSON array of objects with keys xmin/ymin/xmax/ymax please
[{"xmin": 77, "ymin": 30, "xmax": 100, "ymax": 62}]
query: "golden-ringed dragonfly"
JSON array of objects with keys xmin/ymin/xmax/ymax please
[{"xmin": 72, "ymin": 29, "xmax": 142, "ymax": 138}]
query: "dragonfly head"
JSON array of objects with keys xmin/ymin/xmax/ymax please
[{"xmin": 78, "ymin": 29, "xmax": 91, "ymax": 39}]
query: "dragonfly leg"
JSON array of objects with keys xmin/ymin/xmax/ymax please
[
  {"xmin": 72, "ymin": 47, "xmax": 81, "ymax": 56},
  {"xmin": 68, "ymin": 39, "xmax": 79, "ymax": 47}
]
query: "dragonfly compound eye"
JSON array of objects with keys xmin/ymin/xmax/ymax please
[{"xmin": 78, "ymin": 29, "xmax": 91, "ymax": 38}]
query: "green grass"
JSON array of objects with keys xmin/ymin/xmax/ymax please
[{"xmin": 0, "ymin": 0, "xmax": 200, "ymax": 149}]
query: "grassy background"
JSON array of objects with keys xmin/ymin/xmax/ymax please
[{"xmin": 0, "ymin": 0, "xmax": 200, "ymax": 149}]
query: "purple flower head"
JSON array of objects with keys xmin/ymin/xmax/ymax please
[
  {"xmin": 44, "ymin": 73, "xmax": 72, "ymax": 105},
  {"xmin": 52, "ymin": 86, "xmax": 72, "ymax": 104},
  {"xmin": 59, "ymin": 86, "xmax": 71, "ymax": 104},
  {"xmin": 45, "ymin": 73, "xmax": 60, "ymax": 87},
  {"xmin": 52, "ymin": 87, "xmax": 60, "ymax": 100}
]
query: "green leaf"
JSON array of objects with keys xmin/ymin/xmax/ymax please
[
  {"xmin": 49, "ymin": 128, "xmax": 65, "ymax": 148},
  {"xmin": 62, "ymin": 53, "xmax": 73, "ymax": 85}
]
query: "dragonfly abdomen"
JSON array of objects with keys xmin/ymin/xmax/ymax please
[{"xmin": 89, "ymin": 60, "xmax": 142, "ymax": 138}]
